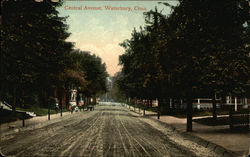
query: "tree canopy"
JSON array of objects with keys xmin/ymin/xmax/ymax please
[
  {"xmin": 117, "ymin": 0, "xmax": 249, "ymax": 131},
  {"xmin": 1, "ymin": 0, "xmax": 108, "ymax": 110}
]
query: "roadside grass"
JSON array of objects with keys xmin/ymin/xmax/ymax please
[
  {"xmin": 193, "ymin": 117, "xmax": 230, "ymax": 126},
  {"xmin": 130, "ymin": 104, "xmax": 230, "ymax": 118},
  {"xmin": 16, "ymin": 106, "xmax": 69, "ymax": 116},
  {"xmin": 0, "ymin": 106, "xmax": 70, "ymax": 124},
  {"xmin": 193, "ymin": 116, "xmax": 249, "ymax": 133},
  {"xmin": 127, "ymin": 104, "xmax": 249, "ymax": 129},
  {"xmin": 0, "ymin": 109, "xmax": 32, "ymax": 124},
  {"xmin": 128, "ymin": 105, "xmax": 158, "ymax": 112},
  {"xmin": 145, "ymin": 107, "xmax": 158, "ymax": 112},
  {"xmin": 193, "ymin": 109, "xmax": 249, "ymax": 129},
  {"xmin": 169, "ymin": 109, "xmax": 230, "ymax": 118}
]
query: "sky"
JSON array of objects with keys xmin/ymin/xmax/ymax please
[{"xmin": 57, "ymin": 1, "xmax": 177, "ymax": 76}]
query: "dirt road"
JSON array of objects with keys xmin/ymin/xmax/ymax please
[{"xmin": 1, "ymin": 103, "xmax": 223, "ymax": 157}]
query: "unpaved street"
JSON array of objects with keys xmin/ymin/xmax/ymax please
[{"xmin": 1, "ymin": 103, "xmax": 222, "ymax": 157}]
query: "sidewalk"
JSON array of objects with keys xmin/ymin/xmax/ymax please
[
  {"xmin": 126, "ymin": 105, "xmax": 249, "ymax": 156},
  {"xmin": 0, "ymin": 111, "xmax": 79, "ymax": 136}
]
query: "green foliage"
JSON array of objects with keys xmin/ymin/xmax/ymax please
[
  {"xmin": 108, "ymin": 72, "xmax": 126, "ymax": 101},
  {"xmin": 118, "ymin": 0, "xmax": 249, "ymax": 100},
  {"xmin": 1, "ymin": 0, "xmax": 108, "ymax": 109},
  {"xmin": 66, "ymin": 49, "xmax": 108, "ymax": 97},
  {"xmin": 1, "ymin": 0, "xmax": 67, "ymax": 107},
  {"xmin": 15, "ymin": 106, "xmax": 68, "ymax": 116},
  {"xmin": 118, "ymin": 0, "xmax": 249, "ymax": 131}
]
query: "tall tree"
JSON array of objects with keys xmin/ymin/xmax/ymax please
[
  {"xmin": 1, "ymin": 0, "xmax": 73, "ymax": 109},
  {"xmin": 68, "ymin": 49, "xmax": 108, "ymax": 104},
  {"xmin": 118, "ymin": 0, "xmax": 249, "ymax": 132}
]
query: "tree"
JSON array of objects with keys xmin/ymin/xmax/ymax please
[
  {"xmin": 118, "ymin": 0, "xmax": 249, "ymax": 132},
  {"xmin": 159, "ymin": 0, "xmax": 249, "ymax": 130},
  {"xmin": 67, "ymin": 49, "xmax": 108, "ymax": 105},
  {"xmin": 1, "ymin": 0, "xmax": 73, "ymax": 110}
]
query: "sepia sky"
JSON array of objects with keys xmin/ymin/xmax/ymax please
[{"xmin": 58, "ymin": 1, "xmax": 177, "ymax": 76}]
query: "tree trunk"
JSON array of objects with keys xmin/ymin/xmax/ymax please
[
  {"xmin": 172, "ymin": 98, "xmax": 175, "ymax": 111},
  {"xmin": 93, "ymin": 96, "xmax": 97, "ymax": 105},
  {"xmin": 53, "ymin": 87, "xmax": 57, "ymax": 97},
  {"xmin": 186, "ymin": 97, "xmax": 193, "ymax": 132},
  {"xmin": 87, "ymin": 97, "xmax": 90, "ymax": 105},
  {"xmin": 158, "ymin": 98, "xmax": 169, "ymax": 115},
  {"xmin": 84, "ymin": 97, "xmax": 87, "ymax": 105},
  {"xmin": 58, "ymin": 86, "xmax": 63, "ymax": 117},
  {"xmin": 82, "ymin": 95, "xmax": 84, "ymax": 103},
  {"xmin": 48, "ymin": 87, "xmax": 54, "ymax": 120},
  {"xmin": 212, "ymin": 93, "xmax": 217, "ymax": 123},
  {"xmin": 65, "ymin": 85, "xmax": 70, "ymax": 108},
  {"xmin": 60, "ymin": 96, "xmax": 62, "ymax": 117},
  {"xmin": 158, "ymin": 98, "xmax": 162, "ymax": 119},
  {"xmin": 48, "ymin": 107, "xmax": 50, "ymax": 120},
  {"xmin": 12, "ymin": 87, "xmax": 16, "ymax": 113},
  {"xmin": 61, "ymin": 86, "xmax": 66, "ymax": 107},
  {"xmin": 166, "ymin": 98, "xmax": 170, "ymax": 112},
  {"xmin": 165, "ymin": 97, "xmax": 170, "ymax": 114},
  {"xmin": 20, "ymin": 89, "xmax": 24, "ymax": 108},
  {"xmin": 39, "ymin": 90, "xmax": 43, "ymax": 108},
  {"xmin": 39, "ymin": 88, "xmax": 48, "ymax": 108}
]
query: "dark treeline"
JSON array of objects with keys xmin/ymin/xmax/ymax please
[
  {"xmin": 1, "ymin": 0, "xmax": 108, "ymax": 111},
  {"xmin": 116, "ymin": 0, "xmax": 250, "ymax": 131}
]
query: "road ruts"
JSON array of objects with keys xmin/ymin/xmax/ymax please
[{"xmin": 0, "ymin": 103, "xmax": 220, "ymax": 157}]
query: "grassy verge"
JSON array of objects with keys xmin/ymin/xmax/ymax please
[
  {"xmin": 193, "ymin": 117, "xmax": 230, "ymax": 126},
  {"xmin": 0, "ymin": 106, "xmax": 69, "ymax": 124},
  {"xmin": 129, "ymin": 104, "xmax": 158, "ymax": 112},
  {"xmin": 16, "ymin": 106, "xmax": 69, "ymax": 116},
  {"xmin": 193, "ymin": 116, "xmax": 249, "ymax": 133},
  {"xmin": 128, "ymin": 104, "xmax": 230, "ymax": 118},
  {"xmin": 0, "ymin": 109, "xmax": 32, "ymax": 124},
  {"xmin": 169, "ymin": 109, "xmax": 229, "ymax": 118}
]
